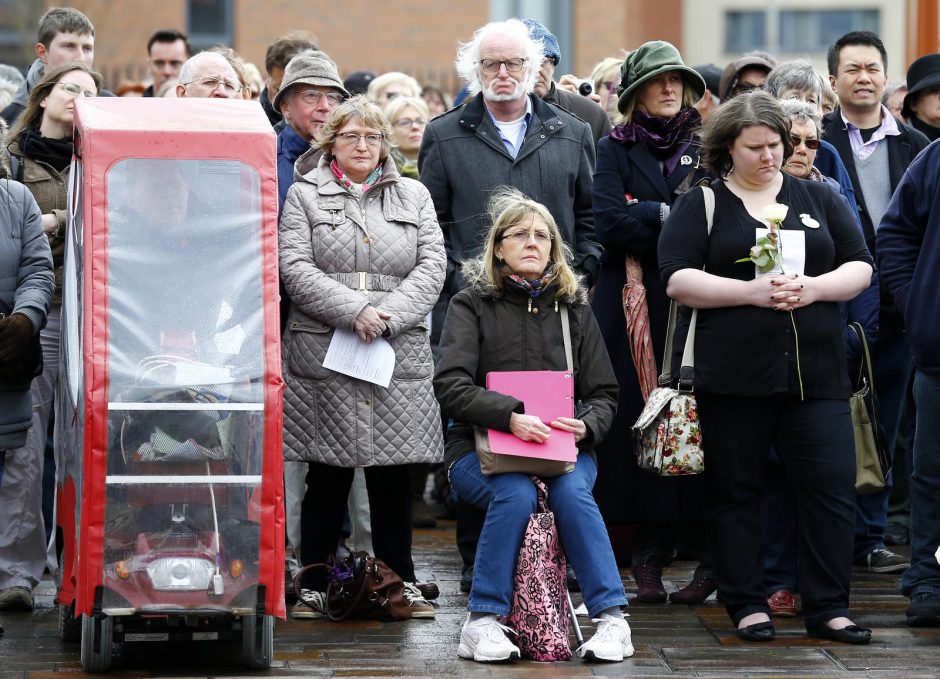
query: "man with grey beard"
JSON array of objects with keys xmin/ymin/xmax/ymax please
[
  {"xmin": 419, "ymin": 18, "xmax": 600, "ymax": 357},
  {"xmin": 418, "ymin": 17, "xmax": 600, "ymax": 605}
]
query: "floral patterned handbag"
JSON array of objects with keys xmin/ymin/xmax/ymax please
[
  {"xmin": 630, "ymin": 187, "xmax": 713, "ymax": 476},
  {"xmin": 505, "ymin": 477, "xmax": 572, "ymax": 661}
]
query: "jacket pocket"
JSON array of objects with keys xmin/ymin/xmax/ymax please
[
  {"xmin": 390, "ymin": 326, "xmax": 433, "ymax": 380},
  {"xmin": 285, "ymin": 320, "xmax": 335, "ymax": 380}
]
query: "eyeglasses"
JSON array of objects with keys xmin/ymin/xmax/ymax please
[
  {"xmin": 182, "ymin": 76, "xmax": 242, "ymax": 96},
  {"xmin": 790, "ymin": 134, "xmax": 821, "ymax": 150},
  {"xmin": 500, "ymin": 229, "xmax": 553, "ymax": 244},
  {"xmin": 480, "ymin": 58, "xmax": 527, "ymax": 74},
  {"xmin": 336, "ymin": 132, "xmax": 383, "ymax": 146},
  {"xmin": 731, "ymin": 81, "xmax": 759, "ymax": 96},
  {"xmin": 393, "ymin": 117, "xmax": 427, "ymax": 129},
  {"xmin": 57, "ymin": 82, "xmax": 97, "ymax": 98},
  {"xmin": 298, "ymin": 89, "xmax": 344, "ymax": 107}
]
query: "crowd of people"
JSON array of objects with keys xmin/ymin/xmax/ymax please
[{"xmin": 1, "ymin": 4, "xmax": 939, "ymax": 665}]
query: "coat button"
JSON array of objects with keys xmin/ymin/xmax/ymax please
[
  {"xmin": 540, "ymin": 134, "xmax": 546, "ymax": 139},
  {"xmin": 363, "ymin": 237, "xmax": 370, "ymax": 244},
  {"xmin": 365, "ymin": 399, "xmax": 372, "ymax": 405},
  {"xmin": 549, "ymin": 125, "xmax": 555, "ymax": 130},
  {"xmin": 532, "ymin": 307, "xmax": 539, "ymax": 314}
]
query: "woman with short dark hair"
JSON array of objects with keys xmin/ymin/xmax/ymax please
[{"xmin": 658, "ymin": 91, "xmax": 874, "ymax": 644}]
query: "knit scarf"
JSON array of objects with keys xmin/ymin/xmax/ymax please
[
  {"xmin": 19, "ymin": 128, "xmax": 73, "ymax": 172},
  {"xmin": 610, "ymin": 106, "xmax": 700, "ymax": 162}
]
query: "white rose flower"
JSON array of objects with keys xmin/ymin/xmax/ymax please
[{"xmin": 762, "ymin": 203, "xmax": 789, "ymax": 224}]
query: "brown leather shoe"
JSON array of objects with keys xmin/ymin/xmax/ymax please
[
  {"xmin": 669, "ymin": 576, "xmax": 717, "ymax": 604},
  {"xmin": 414, "ymin": 581, "xmax": 440, "ymax": 601},
  {"xmin": 768, "ymin": 589, "xmax": 798, "ymax": 617},
  {"xmin": 632, "ymin": 561, "xmax": 667, "ymax": 603}
]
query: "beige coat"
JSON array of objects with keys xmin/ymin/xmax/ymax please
[{"xmin": 279, "ymin": 151, "xmax": 445, "ymax": 466}]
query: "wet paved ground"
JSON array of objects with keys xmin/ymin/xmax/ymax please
[{"xmin": 1, "ymin": 520, "xmax": 938, "ymax": 677}]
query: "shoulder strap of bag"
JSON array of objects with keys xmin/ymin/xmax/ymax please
[
  {"xmin": 661, "ymin": 186, "xmax": 714, "ymax": 391},
  {"xmin": 848, "ymin": 322, "xmax": 876, "ymax": 392},
  {"xmin": 11, "ymin": 154, "xmax": 23, "ymax": 183},
  {"xmin": 530, "ymin": 476, "xmax": 549, "ymax": 512},
  {"xmin": 560, "ymin": 303, "xmax": 573, "ymax": 372}
]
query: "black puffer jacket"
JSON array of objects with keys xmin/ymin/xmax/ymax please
[{"xmin": 433, "ymin": 259, "xmax": 618, "ymax": 469}]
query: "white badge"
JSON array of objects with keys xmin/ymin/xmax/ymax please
[
  {"xmin": 800, "ymin": 213, "xmax": 820, "ymax": 229},
  {"xmin": 680, "ymin": 155, "xmax": 692, "ymax": 166}
]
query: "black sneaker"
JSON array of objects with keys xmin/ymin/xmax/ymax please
[
  {"xmin": 856, "ymin": 548, "xmax": 910, "ymax": 574},
  {"xmin": 907, "ymin": 592, "xmax": 940, "ymax": 627}
]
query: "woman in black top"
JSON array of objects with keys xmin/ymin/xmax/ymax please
[{"xmin": 658, "ymin": 92, "xmax": 873, "ymax": 644}]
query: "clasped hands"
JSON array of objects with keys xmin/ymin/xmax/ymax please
[
  {"xmin": 509, "ymin": 412, "xmax": 587, "ymax": 443},
  {"xmin": 354, "ymin": 304, "xmax": 391, "ymax": 343},
  {"xmin": 753, "ymin": 273, "xmax": 815, "ymax": 312}
]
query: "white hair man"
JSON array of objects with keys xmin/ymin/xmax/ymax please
[{"xmin": 420, "ymin": 18, "xmax": 600, "ymax": 348}]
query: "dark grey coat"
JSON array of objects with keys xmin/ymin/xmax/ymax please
[
  {"xmin": 0, "ymin": 176, "xmax": 54, "ymax": 449},
  {"xmin": 433, "ymin": 259, "xmax": 618, "ymax": 469}
]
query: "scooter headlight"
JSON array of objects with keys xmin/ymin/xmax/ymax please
[{"xmin": 146, "ymin": 558, "xmax": 215, "ymax": 591}]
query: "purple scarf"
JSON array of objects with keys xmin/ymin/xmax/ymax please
[{"xmin": 610, "ymin": 106, "xmax": 700, "ymax": 169}]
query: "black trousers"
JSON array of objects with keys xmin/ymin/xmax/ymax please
[
  {"xmin": 697, "ymin": 392, "xmax": 856, "ymax": 629},
  {"xmin": 299, "ymin": 462, "xmax": 414, "ymax": 591}
]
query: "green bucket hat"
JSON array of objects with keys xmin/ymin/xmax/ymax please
[{"xmin": 617, "ymin": 41, "xmax": 706, "ymax": 114}]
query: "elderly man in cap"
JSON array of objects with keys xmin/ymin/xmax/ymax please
[
  {"xmin": 902, "ymin": 54, "xmax": 940, "ymax": 142},
  {"xmin": 523, "ymin": 18, "xmax": 610, "ymax": 144},
  {"xmin": 273, "ymin": 50, "xmax": 348, "ymax": 211}
]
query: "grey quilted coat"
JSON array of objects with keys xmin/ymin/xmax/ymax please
[{"xmin": 279, "ymin": 150, "xmax": 445, "ymax": 467}]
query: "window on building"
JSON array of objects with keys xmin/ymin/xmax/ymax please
[
  {"xmin": 725, "ymin": 9, "xmax": 880, "ymax": 55},
  {"xmin": 725, "ymin": 11, "xmax": 766, "ymax": 54},
  {"xmin": 187, "ymin": 0, "xmax": 233, "ymax": 52},
  {"xmin": 780, "ymin": 10, "xmax": 879, "ymax": 53}
]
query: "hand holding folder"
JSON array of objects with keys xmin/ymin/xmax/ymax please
[{"xmin": 486, "ymin": 370, "xmax": 578, "ymax": 462}]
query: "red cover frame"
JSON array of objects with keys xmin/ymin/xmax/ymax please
[{"xmin": 71, "ymin": 98, "xmax": 285, "ymax": 618}]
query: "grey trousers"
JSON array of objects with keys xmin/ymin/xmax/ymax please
[{"xmin": 0, "ymin": 307, "xmax": 59, "ymax": 590}]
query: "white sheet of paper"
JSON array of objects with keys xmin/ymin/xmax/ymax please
[
  {"xmin": 754, "ymin": 228, "xmax": 806, "ymax": 278},
  {"xmin": 323, "ymin": 328, "xmax": 395, "ymax": 388}
]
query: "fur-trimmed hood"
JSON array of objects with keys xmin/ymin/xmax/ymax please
[
  {"xmin": 460, "ymin": 255, "xmax": 588, "ymax": 305},
  {"xmin": 0, "ymin": 117, "xmax": 9, "ymax": 179}
]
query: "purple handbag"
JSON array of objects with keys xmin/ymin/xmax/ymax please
[{"xmin": 505, "ymin": 477, "xmax": 572, "ymax": 661}]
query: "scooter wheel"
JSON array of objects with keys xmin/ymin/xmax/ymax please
[
  {"xmin": 241, "ymin": 614, "xmax": 274, "ymax": 669},
  {"xmin": 58, "ymin": 601, "xmax": 82, "ymax": 642},
  {"xmin": 80, "ymin": 613, "xmax": 113, "ymax": 672}
]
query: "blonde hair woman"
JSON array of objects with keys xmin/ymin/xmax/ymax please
[{"xmin": 434, "ymin": 188, "xmax": 631, "ymax": 663}]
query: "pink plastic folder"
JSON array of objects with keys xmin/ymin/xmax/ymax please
[{"xmin": 485, "ymin": 371, "xmax": 578, "ymax": 462}]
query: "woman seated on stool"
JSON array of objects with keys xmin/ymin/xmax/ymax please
[{"xmin": 433, "ymin": 188, "xmax": 630, "ymax": 663}]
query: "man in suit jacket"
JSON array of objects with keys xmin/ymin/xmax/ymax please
[{"xmin": 823, "ymin": 30, "xmax": 930, "ymax": 578}]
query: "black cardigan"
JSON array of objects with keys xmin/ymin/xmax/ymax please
[{"xmin": 658, "ymin": 176, "xmax": 872, "ymax": 399}]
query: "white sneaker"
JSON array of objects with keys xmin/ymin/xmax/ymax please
[
  {"xmin": 291, "ymin": 589, "xmax": 326, "ymax": 619},
  {"xmin": 457, "ymin": 614, "xmax": 521, "ymax": 662},
  {"xmin": 403, "ymin": 582, "xmax": 435, "ymax": 619},
  {"xmin": 577, "ymin": 614, "xmax": 634, "ymax": 662}
]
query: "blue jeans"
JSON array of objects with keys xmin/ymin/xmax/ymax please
[
  {"xmin": 901, "ymin": 370, "xmax": 940, "ymax": 598},
  {"xmin": 449, "ymin": 452, "xmax": 627, "ymax": 617}
]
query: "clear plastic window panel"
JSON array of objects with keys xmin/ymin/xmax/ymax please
[{"xmin": 102, "ymin": 159, "xmax": 266, "ymax": 613}]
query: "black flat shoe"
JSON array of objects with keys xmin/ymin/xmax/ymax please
[
  {"xmin": 735, "ymin": 620, "xmax": 775, "ymax": 642},
  {"xmin": 807, "ymin": 623, "xmax": 872, "ymax": 645}
]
